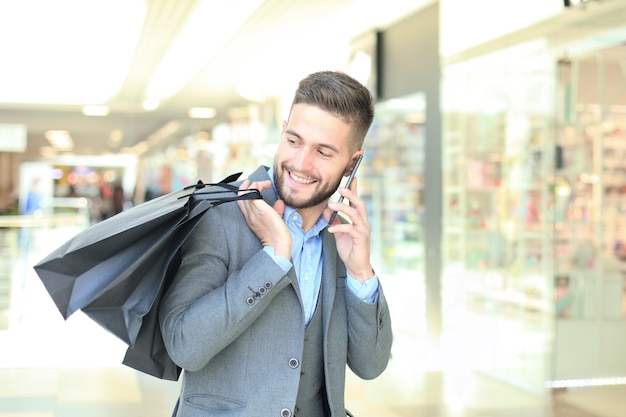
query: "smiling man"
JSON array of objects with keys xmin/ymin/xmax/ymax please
[{"xmin": 160, "ymin": 71, "xmax": 393, "ymax": 417}]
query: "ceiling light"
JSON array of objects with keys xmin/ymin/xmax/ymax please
[
  {"xmin": 188, "ymin": 107, "xmax": 216, "ymax": 119},
  {"xmin": 45, "ymin": 130, "xmax": 74, "ymax": 151},
  {"xmin": 143, "ymin": 99, "xmax": 159, "ymax": 111},
  {"xmin": 145, "ymin": 0, "xmax": 264, "ymax": 102},
  {"xmin": 108, "ymin": 129, "xmax": 123, "ymax": 147},
  {"xmin": 82, "ymin": 105, "xmax": 110, "ymax": 116}
]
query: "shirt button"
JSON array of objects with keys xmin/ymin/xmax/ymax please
[
  {"xmin": 288, "ymin": 358, "xmax": 300, "ymax": 369},
  {"xmin": 281, "ymin": 408, "xmax": 292, "ymax": 417}
]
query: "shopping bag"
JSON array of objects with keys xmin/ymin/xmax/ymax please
[{"xmin": 34, "ymin": 173, "xmax": 259, "ymax": 380}]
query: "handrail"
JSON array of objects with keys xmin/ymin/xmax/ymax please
[{"xmin": 0, "ymin": 213, "xmax": 89, "ymax": 228}]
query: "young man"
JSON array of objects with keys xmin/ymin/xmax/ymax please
[{"xmin": 160, "ymin": 71, "xmax": 393, "ymax": 417}]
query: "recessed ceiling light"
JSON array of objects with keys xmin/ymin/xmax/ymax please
[
  {"xmin": 188, "ymin": 107, "xmax": 216, "ymax": 118},
  {"xmin": 108, "ymin": 129, "xmax": 123, "ymax": 147},
  {"xmin": 82, "ymin": 105, "xmax": 110, "ymax": 116},
  {"xmin": 45, "ymin": 130, "xmax": 74, "ymax": 150},
  {"xmin": 143, "ymin": 99, "xmax": 159, "ymax": 111}
]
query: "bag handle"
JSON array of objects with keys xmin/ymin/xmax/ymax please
[
  {"xmin": 183, "ymin": 172, "xmax": 243, "ymax": 192},
  {"xmin": 179, "ymin": 172, "xmax": 260, "ymax": 201},
  {"xmin": 179, "ymin": 172, "xmax": 263, "ymax": 208}
]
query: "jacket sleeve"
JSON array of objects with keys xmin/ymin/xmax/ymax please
[
  {"xmin": 345, "ymin": 282, "xmax": 393, "ymax": 379},
  {"xmin": 158, "ymin": 203, "xmax": 294, "ymax": 371}
]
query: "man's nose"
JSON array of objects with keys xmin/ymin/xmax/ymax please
[{"xmin": 292, "ymin": 149, "xmax": 315, "ymax": 171}]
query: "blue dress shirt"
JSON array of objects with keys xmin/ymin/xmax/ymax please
[{"xmin": 263, "ymin": 167, "xmax": 379, "ymax": 325}]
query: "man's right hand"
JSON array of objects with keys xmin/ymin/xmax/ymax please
[{"xmin": 236, "ymin": 179, "xmax": 291, "ymax": 259}]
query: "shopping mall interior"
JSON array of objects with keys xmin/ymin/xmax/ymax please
[{"xmin": 2, "ymin": 1, "xmax": 626, "ymax": 416}]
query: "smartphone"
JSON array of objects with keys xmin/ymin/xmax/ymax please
[{"xmin": 328, "ymin": 154, "xmax": 364, "ymax": 225}]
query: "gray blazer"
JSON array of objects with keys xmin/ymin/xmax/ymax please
[{"xmin": 160, "ymin": 166, "xmax": 393, "ymax": 417}]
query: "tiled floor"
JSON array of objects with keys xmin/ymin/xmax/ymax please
[
  {"xmin": 0, "ymin": 359, "xmax": 621, "ymax": 417},
  {"xmin": 1, "ymin": 227, "xmax": 625, "ymax": 416}
]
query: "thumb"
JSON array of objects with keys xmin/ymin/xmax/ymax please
[
  {"xmin": 323, "ymin": 206, "xmax": 334, "ymax": 224},
  {"xmin": 273, "ymin": 199, "xmax": 285, "ymax": 217}
]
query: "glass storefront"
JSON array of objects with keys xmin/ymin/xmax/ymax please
[
  {"xmin": 551, "ymin": 43, "xmax": 626, "ymax": 385},
  {"xmin": 442, "ymin": 40, "xmax": 559, "ymax": 394},
  {"xmin": 363, "ymin": 93, "xmax": 427, "ymax": 342},
  {"xmin": 442, "ymin": 22, "xmax": 626, "ymax": 393}
]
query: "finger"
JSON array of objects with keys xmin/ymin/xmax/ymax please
[
  {"xmin": 323, "ymin": 206, "xmax": 339, "ymax": 225},
  {"xmin": 273, "ymin": 199, "xmax": 285, "ymax": 217},
  {"xmin": 249, "ymin": 179, "xmax": 272, "ymax": 193},
  {"xmin": 348, "ymin": 176, "xmax": 358, "ymax": 192},
  {"xmin": 250, "ymin": 198, "xmax": 268, "ymax": 214},
  {"xmin": 327, "ymin": 203, "xmax": 358, "ymax": 226},
  {"xmin": 237, "ymin": 180, "xmax": 253, "ymax": 214},
  {"xmin": 238, "ymin": 179, "xmax": 250, "ymax": 190},
  {"xmin": 331, "ymin": 192, "xmax": 363, "ymax": 220}
]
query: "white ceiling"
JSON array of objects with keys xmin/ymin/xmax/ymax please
[{"xmin": 0, "ymin": 0, "xmax": 431, "ymax": 160}]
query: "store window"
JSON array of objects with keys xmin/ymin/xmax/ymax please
[
  {"xmin": 554, "ymin": 52, "xmax": 626, "ymax": 320},
  {"xmin": 551, "ymin": 44, "xmax": 626, "ymax": 385},
  {"xmin": 441, "ymin": 41, "xmax": 557, "ymax": 395},
  {"xmin": 362, "ymin": 92, "xmax": 427, "ymax": 337}
]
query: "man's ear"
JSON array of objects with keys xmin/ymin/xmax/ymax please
[{"xmin": 345, "ymin": 150, "xmax": 365, "ymax": 176}]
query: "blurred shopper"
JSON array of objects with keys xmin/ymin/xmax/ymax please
[
  {"xmin": 22, "ymin": 177, "xmax": 43, "ymax": 216},
  {"xmin": 112, "ymin": 181, "xmax": 125, "ymax": 214},
  {"xmin": 160, "ymin": 71, "xmax": 393, "ymax": 417},
  {"xmin": 19, "ymin": 177, "xmax": 44, "ymax": 250},
  {"xmin": 98, "ymin": 182, "xmax": 114, "ymax": 220}
]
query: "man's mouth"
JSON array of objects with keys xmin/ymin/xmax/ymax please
[{"xmin": 289, "ymin": 171, "xmax": 315, "ymax": 185}]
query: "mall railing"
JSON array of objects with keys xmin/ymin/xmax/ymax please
[{"xmin": 0, "ymin": 197, "xmax": 91, "ymax": 329}]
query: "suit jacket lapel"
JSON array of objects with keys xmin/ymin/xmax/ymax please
[
  {"xmin": 321, "ymin": 229, "xmax": 342, "ymax": 332},
  {"xmin": 248, "ymin": 165, "xmax": 303, "ymax": 306},
  {"xmin": 248, "ymin": 165, "xmax": 341, "ymax": 327},
  {"xmin": 248, "ymin": 165, "xmax": 277, "ymax": 206}
]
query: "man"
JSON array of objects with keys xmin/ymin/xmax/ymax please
[{"xmin": 160, "ymin": 71, "xmax": 393, "ymax": 417}]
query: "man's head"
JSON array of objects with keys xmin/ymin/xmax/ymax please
[
  {"xmin": 273, "ymin": 71, "xmax": 374, "ymax": 218},
  {"xmin": 290, "ymin": 71, "xmax": 374, "ymax": 152}
]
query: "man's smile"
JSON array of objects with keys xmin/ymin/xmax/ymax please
[{"xmin": 288, "ymin": 170, "xmax": 315, "ymax": 185}]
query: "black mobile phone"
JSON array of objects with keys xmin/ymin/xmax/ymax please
[{"xmin": 328, "ymin": 154, "xmax": 364, "ymax": 225}]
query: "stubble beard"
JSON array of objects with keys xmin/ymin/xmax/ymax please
[{"xmin": 273, "ymin": 163, "xmax": 343, "ymax": 209}]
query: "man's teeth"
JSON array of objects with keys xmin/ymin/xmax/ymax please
[{"xmin": 290, "ymin": 172, "xmax": 314, "ymax": 184}]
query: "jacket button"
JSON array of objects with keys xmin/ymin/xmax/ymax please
[
  {"xmin": 281, "ymin": 408, "xmax": 292, "ymax": 417},
  {"xmin": 258, "ymin": 286, "xmax": 267, "ymax": 295},
  {"xmin": 288, "ymin": 358, "xmax": 299, "ymax": 369},
  {"xmin": 246, "ymin": 296, "xmax": 255, "ymax": 306},
  {"xmin": 264, "ymin": 281, "xmax": 273, "ymax": 289}
]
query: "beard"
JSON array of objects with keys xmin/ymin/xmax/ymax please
[{"xmin": 273, "ymin": 163, "xmax": 343, "ymax": 209}]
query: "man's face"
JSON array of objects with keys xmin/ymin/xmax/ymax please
[{"xmin": 273, "ymin": 103, "xmax": 360, "ymax": 211}]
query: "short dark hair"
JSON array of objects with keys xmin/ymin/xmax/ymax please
[{"xmin": 290, "ymin": 71, "xmax": 374, "ymax": 150}]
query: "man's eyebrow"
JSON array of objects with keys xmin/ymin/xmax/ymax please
[
  {"xmin": 319, "ymin": 143, "xmax": 340, "ymax": 154},
  {"xmin": 284, "ymin": 128, "xmax": 340, "ymax": 154},
  {"xmin": 284, "ymin": 128, "xmax": 301, "ymax": 139}
]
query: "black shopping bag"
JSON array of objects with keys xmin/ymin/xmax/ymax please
[{"xmin": 34, "ymin": 173, "xmax": 260, "ymax": 380}]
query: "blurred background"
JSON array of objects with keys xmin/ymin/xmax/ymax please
[{"xmin": 2, "ymin": 0, "xmax": 626, "ymax": 416}]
